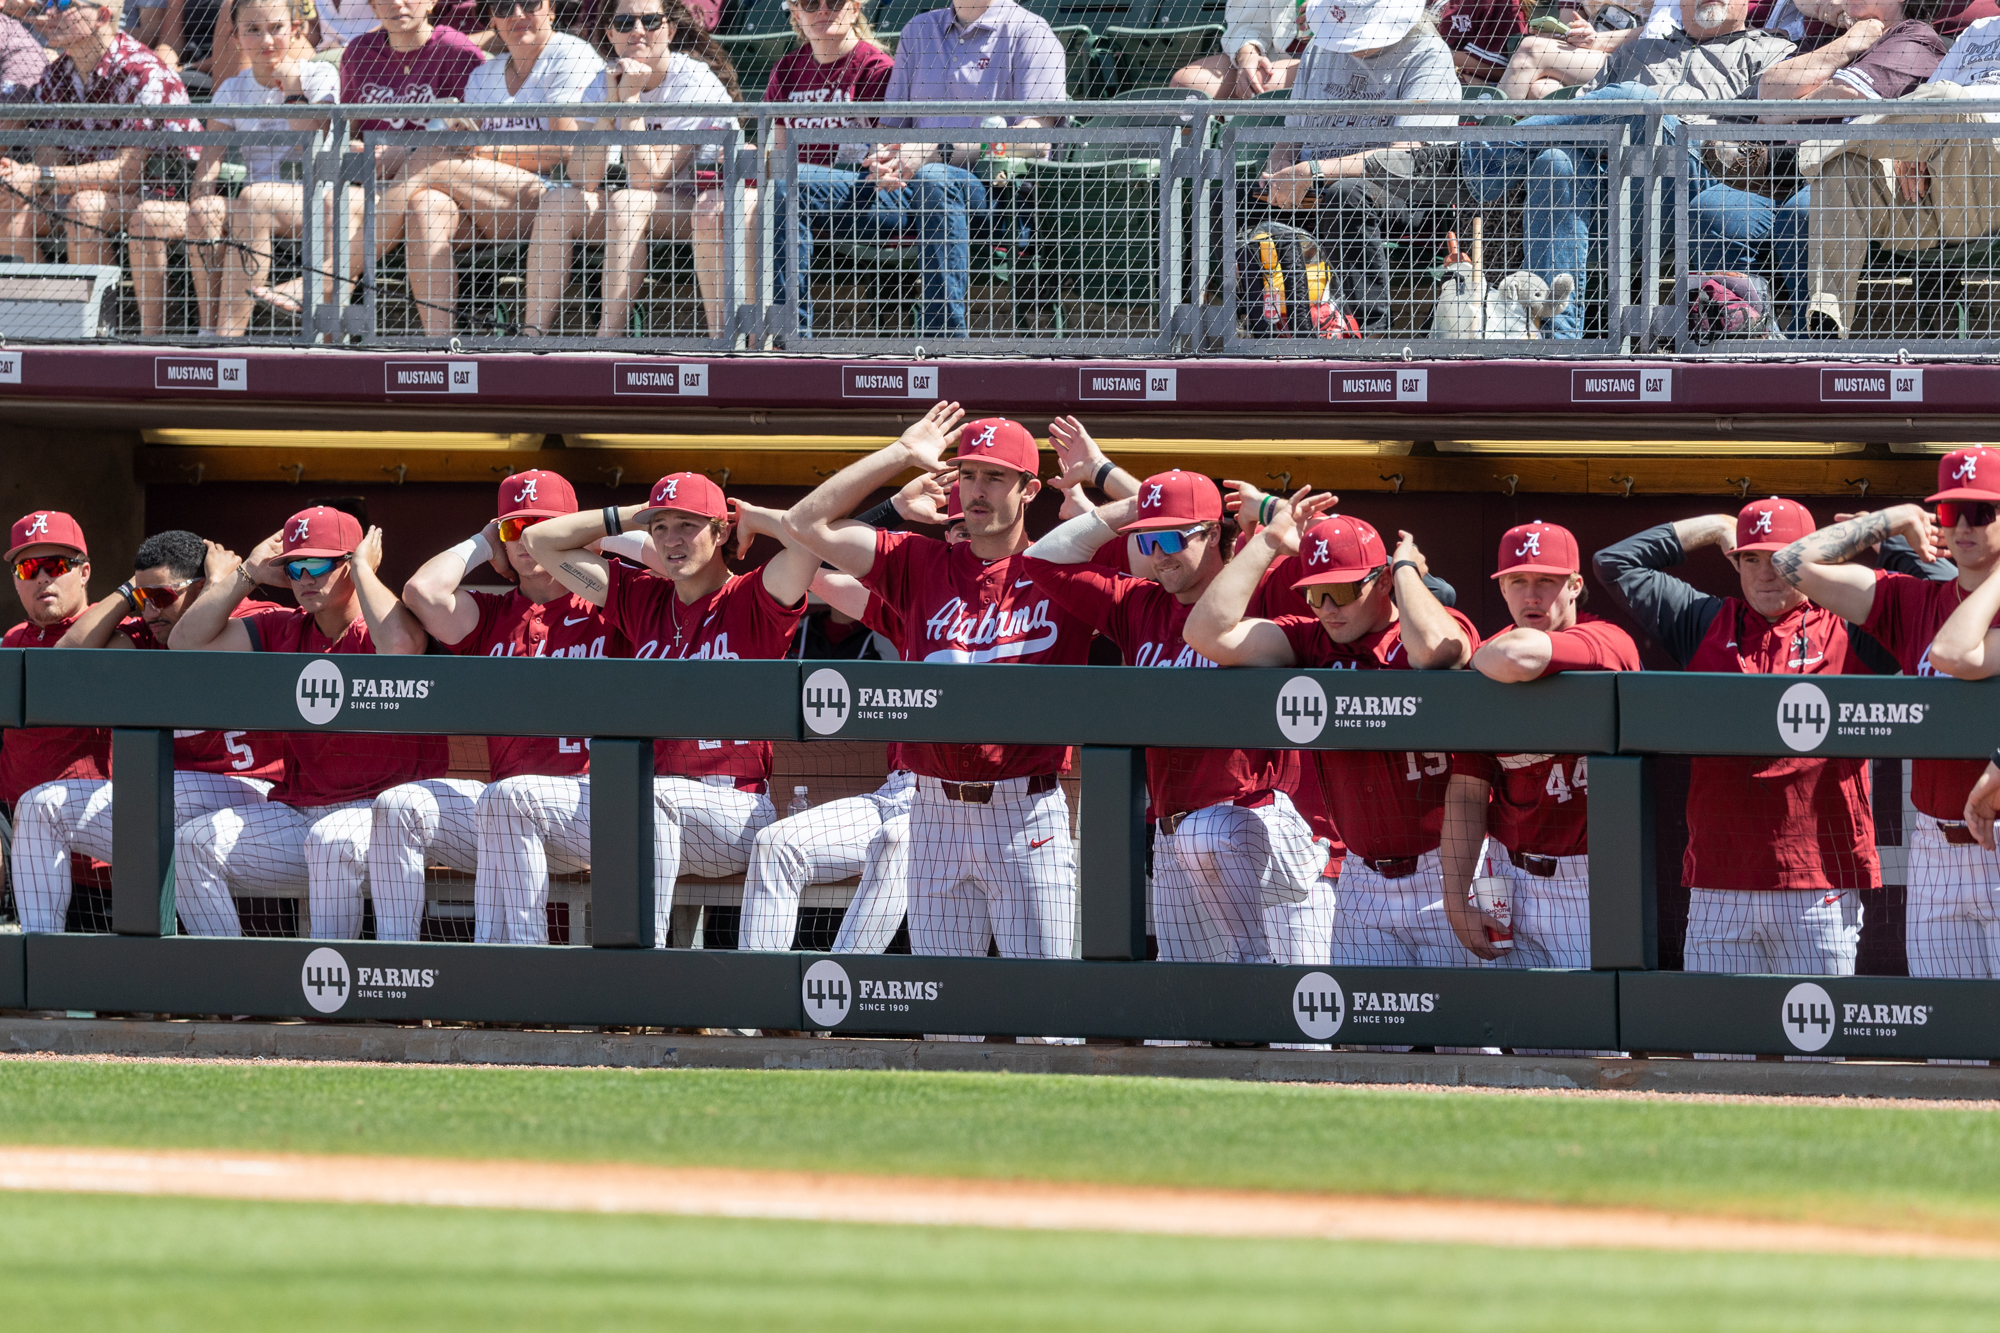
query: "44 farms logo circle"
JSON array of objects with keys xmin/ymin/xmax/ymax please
[
  {"xmin": 1776, "ymin": 683, "xmax": 1830, "ymax": 753},
  {"xmin": 299, "ymin": 947, "xmax": 440, "ymax": 1014},
  {"xmin": 1292, "ymin": 972, "xmax": 1345, "ymax": 1040}
]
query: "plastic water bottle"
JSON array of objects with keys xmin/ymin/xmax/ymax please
[
  {"xmin": 788, "ymin": 785, "xmax": 811, "ymax": 816},
  {"xmin": 979, "ymin": 114, "xmax": 1009, "ymax": 157}
]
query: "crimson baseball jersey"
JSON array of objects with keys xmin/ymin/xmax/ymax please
[
  {"xmin": 123, "ymin": 603, "xmax": 285, "ymax": 781},
  {"xmin": 1452, "ymin": 615, "xmax": 1640, "ymax": 858},
  {"xmin": 444, "ymin": 588, "xmax": 629, "ymax": 782},
  {"xmin": 1022, "ymin": 557, "xmax": 1279, "ymax": 815},
  {"xmin": 240, "ymin": 608, "xmax": 449, "ymax": 807},
  {"xmin": 1276, "ymin": 606, "xmax": 1482, "ymax": 861},
  {"xmin": 0, "ymin": 616, "xmax": 108, "ymax": 803},
  {"xmin": 861, "ymin": 531, "xmax": 1096, "ymax": 782},
  {"xmin": 602, "ymin": 560, "xmax": 804, "ymax": 785},
  {"xmin": 1683, "ymin": 600, "xmax": 1879, "ymax": 892},
  {"xmin": 1861, "ymin": 569, "xmax": 1998, "ymax": 820},
  {"xmin": 857, "ymin": 589, "xmax": 915, "ymax": 774}
]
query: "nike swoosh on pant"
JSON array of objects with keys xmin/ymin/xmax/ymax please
[{"xmin": 1028, "ymin": 836, "xmax": 1054, "ymax": 849}]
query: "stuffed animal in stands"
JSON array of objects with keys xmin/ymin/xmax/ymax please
[{"xmin": 1431, "ymin": 231, "xmax": 1576, "ymax": 339}]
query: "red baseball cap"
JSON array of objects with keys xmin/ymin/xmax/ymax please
[
  {"xmin": 952, "ymin": 418, "xmax": 1039, "ymax": 475},
  {"xmin": 282, "ymin": 506, "xmax": 362, "ymax": 559},
  {"xmin": 1292, "ymin": 515, "xmax": 1388, "ymax": 587},
  {"xmin": 1120, "ymin": 470, "xmax": 1223, "ymax": 533},
  {"xmin": 1928, "ymin": 447, "xmax": 2000, "ymax": 504},
  {"xmin": 944, "ymin": 482, "xmax": 964, "ymax": 523},
  {"xmin": 5, "ymin": 510, "xmax": 87, "ymax": 562},
  {"xmin": 498, "ymin": 469, "xmax": 576, "ymax": 522},
  {"xmin": 1490, "ymin": 520, "xmax": 1579, "ymax": 579},
  {"xmin": 637, "ymin": 471, "xmax": 729, "ymax": 522},
  {"xmin": 1734, "ymin": 496, "xmax": 1815, "ymax": 553}
]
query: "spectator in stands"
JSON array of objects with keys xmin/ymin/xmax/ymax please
[
  {"xmin": 199, "ymin": 0, "xmax": 341, "ymax": 338},
  {"xmin": 1496, "ymin": 0, "xmax": 1661, "ymax": 101},
  {"xmin": 1170, "ymin": 0, "xmax": 1310, "ymax": 99},
  {"xmin": 252, "ymin": 0, "xmax": 484, "ymax": 320},
  {"xmin": 391, "ymin": 0, "xmax": 602, "ymax": 337},
  {"xmin": 0, "ymin": 9, "xmax": 50, "ymax": 92},
  {"xmin": 1795, "ymin": 11, "xmax": 2000, "ymax": 336},
  {"xmin": 1684, "ymin": 0, "xmax": 1945, "ymax": 334},
  {"xmin": 1462, "ymin": 0, "xmax": 1794, "ymax": 339},
  {"xmin": 770, "ymin": 0, "xmax": 1066, "ymax": 338},
  {"xmin": 1435, "ymin": 0, "xmax": 1529, "ymax": 88},
  {"xmin": 520, "ymin": 0, "xmax": 743, "ymax": 339},
  {"xmin": 764, "ymin": 0, "xmax": 894, "ymax": 175},
  {"xmin": 0, "ymin": 0, "xmax": 203, "ymax": 339},
  {"xmin": 1259, "ymin": 0, "xmax": 1460, "ymax": 335},
  {"xmin": 200, "ymin": 0, "xmax": 321, "ymax": 90}
]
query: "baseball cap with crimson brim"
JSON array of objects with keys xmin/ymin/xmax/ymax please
[
  {"xmin": 498, "ymin": 469, "xmax": 577, "ymax": 521},
  {"xmin": 1733, "ymin": 496, "xmax": 1815, "ymax": 554},
  {"xmin": 281, "ymin": 506, "xmax": 362, "ymax": 559},
  {"xmin": 951, "ymin": 418, "xmax": 1039, "ymax": 476},
  {"xmin": 1490, "ymin": 520, "xmax": 1580, "ymax": 580},
  {"xmin": 1119, "ymin": 470, "xmax": 1224, "ymax": 533},
  {"xmin": 5, "ymin": 510, "xmax": 87, "ymax": 562},
  {"xmin": 636, "ymin": 471, "xmax": 729, "ymax": 524},
  {"xmin": 1927, "ymin": 446, "xmax": 2000, "ymax": 504},
  {"xmin": 1292, "ymin": 515, "xmax": 1389, "ymax": 587}
]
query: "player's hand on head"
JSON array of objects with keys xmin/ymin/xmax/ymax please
[
  {"xmin": 202, "ymin": 538, "xmax": 243, "ymax": 586},
  {"xmin": 356, "ymin": 526, "xmax": 386, "ymax": 572},
  {"xmin": 1290, "ymin": 489, "xmax": 1339, "ymax": 530},
  {"xmin": 892, "ymin": 465, "xmax": 953, "ymax": 525},
  {"xmin": 898, "ymin": 400, "xmax": 964, "ymax": 470},
  {"xmin": 1221, "ymin": 478, "xmax": 1268, "ymax": 527},
  {"xmin": 1393, "ymin": 529, "xmax": 1428, "ymax": 574},
  {"xmin": 1047, "ymin": 415, "xmax": 1108, "ymax": 488},
  {"xmin": 1056, "ymin": 481, "xmax": 1097, "ymax": 521},
  {"xmin": 245, "ymin": 530, "xmax": 287, "ymax": 584},
  {"xmin": 480, "ymin": 518, "xmax": 511, "ymax": 578},
  {"xmin": 1891, "ymin": 503, "xmax": 1942, "ymax": 562}
]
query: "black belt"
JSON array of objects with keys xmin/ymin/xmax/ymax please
[
  {"xmin": 1157, "ymin": 790, "xmax": 1277, "ymax": 838},
  {"xmin": 937, "ymin": 774, "xmax": 1058, "ymax": 804},
  {"xmin": 1510, "ymin": 849, "xmax": 1561, "ymax": 878},
  {"xmin": 1937, "ymin": 820, "xmax": 1979, "ymax": 847},
  {"xmin": 1361, "ymin": 855, "xmax": 1421, "ymax": 880}
]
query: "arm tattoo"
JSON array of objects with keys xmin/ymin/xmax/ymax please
[
  {"xmin": 1776, "ymin": 513, "xmax": 1891, "ymax": 587},
  {"xmin": 559, "ymin": 560, "xmax": 604, "ymax": 594}
]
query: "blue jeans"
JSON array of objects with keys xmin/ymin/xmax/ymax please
[
  {"xmin": 1461, "ymin": 82, "xmax": 1707, "ymax": 340},
  {"xmin": 1688, "ymin": 183, "xmax": 1812, "ymax": 331},
  {"xmin": 770, "ymin": 160, "xmax": 991, "ymax": 337}
]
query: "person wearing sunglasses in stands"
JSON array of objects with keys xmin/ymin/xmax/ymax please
[
  {"xmin": 1019, "ymin": 471, "xmax": 1332, "ymax": 968},
  {"xmin": 8, "ymin": 531, "xmax": 286, "ymax": 934},
  {"xmin": 1184, "ymin": 493, "xmax": 1482, "ymax": 969},
  {"xmin": 166, "ymin": 506, "xmax": 444, "ymax": 939},
  {"xmin": 520, "ymin": 0, "xmax": 745, "ymax": 341},
  {"xmin": 389, "ymin": 471, "xmax": 627, "ymax": 945}
]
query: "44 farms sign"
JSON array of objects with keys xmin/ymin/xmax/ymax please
[{"xmin": 1775, "ymin": 683, "xmax": 1932, "ymax": 753}]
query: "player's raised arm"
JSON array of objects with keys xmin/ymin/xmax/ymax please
[
  {"xmin": 168, "ymin": 536, "xmax": 268, "ymax": 652},
  {"xmin": 1773, "ymin": 504, "xmax": 1939, "ymax": 624},
  {"xmin": 1183, "ymin": 492, "xmax": 1317, "ymax": 668},
  {"xmin": 1928, "ymin": 567, "xmax": 2000, "ymax": 679},
  {"xmin": 55, "ymin": 581, "xmax": 141, "ymax": 649},
  {"xmin": 730, "ymin": 499, "xmax": 819, "ymax": 609},
  {"xmin": 403, "ymin": 517, "xmax": 506, "ymax": 648},
  {"xmin": 1024, "ymin": 496, "xmax": 1136, "ymax": 565},
  {"xmin": 1047, "ymin": 416, "xmax": 1140, "ymax": 501},
  {"xmin": 810, "ymin": 568, "xmax": 874, "ymax": 621},
  {"xmin": 784, "ymin": 401, "xmax": 965, "ymax": 578},
  {"xmin": 351, "ymin": 528, "xmax": 427, "ymax": 656},
  {"xmin": 1389, "ymin": 532, "xmax": 1472, "ymax": 670},
  {"xmin": 525, "ymin": 505, "xmax": 644, "ymax": 607}
]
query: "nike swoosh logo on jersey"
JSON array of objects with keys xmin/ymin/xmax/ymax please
[
  {"xmin": 563, "ymin": 615, "xmax": 591, "ymax": 625},
  {"xmin": 1014, "ymin": 579, "xmax": 1037, "ymax": 589},
  {"xmin": 1028, "ymin": 836, "xmax": 1054, "ymax": 849}
]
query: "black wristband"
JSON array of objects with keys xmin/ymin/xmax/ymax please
[
  {"xmin": 1390, "ymin": 559, "xmax": 1422, "ymax": 580},
  {"xmin": 1092, "ymin": 460, "xmax": 1115, "ymax": 491},
  {"xmin": 603, "ymin": 505, "xmax": 623, "ymax": 536},
  {"xmin": 115, "ymin": 580, "xmax": 136, "ymax": 613},
  {"xmin": 1991, "ymin": 747, "xmax": 2000, "ymax": 771}
]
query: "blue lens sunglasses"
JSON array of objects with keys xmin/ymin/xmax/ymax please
[
  {"xmin": 284, "ymin": 555, "xmax": 347, "ymax": 580},
  {"xmin": 1133, "ymin": 525, "xmax": 1209, "ymax": 557}
]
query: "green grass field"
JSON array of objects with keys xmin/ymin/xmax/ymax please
[{"xmin": 5, "ymin": 1059, "xmax": 2000, "ymax": 1329}]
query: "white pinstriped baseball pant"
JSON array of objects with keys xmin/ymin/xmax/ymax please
[
  {"xmin": 12, "ymin": 772, "xmax": 271, "ymax": 933},
  {"xmin": 1151, "ymin": 793, "xmax": 1323, "ymax": 964},
  {"xmin": 474, "ymin": 773, "xmax": 774, "ymax": 946},
  {"xmin": 1905, "ymin": 814, "xmax": 2000, "ymax": 980},
  {"xmin": 364, "ymin": 779, "xmax": 485, "ymax": 942},
  {"xmin": 907, "ymin": 776, "xmax": 1078, "ymax": 959},
  {"xmin": 738, "ymin": 771, "xmax": 915, "ymax": 952},
  {"xmin": 173, "ymin": 798, "xmax": 374, "ymax": 938}
]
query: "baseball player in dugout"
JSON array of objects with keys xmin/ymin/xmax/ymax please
[
  {"xmin": 1021, "ymin": 467, "xmax": 1330, "ymax": 966},
  {"xmin": 1182, "ymin": 491, "xmax": 1482, "ymax": 968},
  {"xmin": 396, "ymin": 470, "xmax": 628, "ymax": 945},
  {"xmin": 519, "ymin": 471, "xmax": 816, "ymax": 947},
  {"xmin": 1440, "ymin": 522, "xmax": 1640, "ymax": 970},
  {"xmin": 1781, "ymin": 447, "xmax": 2000, "ymax": 980},
  {"xmin": 1596, "ymin": 496, "xmax": 1951, "ymax": 980},
  {"xmin": 13, "ymin": 529, "xmax": 285, "ymax": 933},
  {"xmin": 783, "ymin": 402, "xmax": 1097, "ymax": 961},
  {"xmin": 166, "ymin": 506, "xmax": 445, "ymax": 938}
]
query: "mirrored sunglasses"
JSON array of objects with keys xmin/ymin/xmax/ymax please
[
  {"xmin": 12, "ymin": 554, "xmax": 76, "ymax": 582},
  {"xmin": 488, "ymin": 0, "xmax": 545, "ymax": 14},
  {"xmin": 1939, "ymin": 501, "xmax": 1999, "ymax": 529},
  {"xmin": 132, "ymin": 578, "xmax": 197, "ymax": 611},
  {"xmin": 1302, "ymin": 566, "xmax": 1384, "ymax": 609},
  {"xmin": 497, "ymin": 515, "xmax": 544, "ymax": 542},
  {"xmin": 1133, "ymin": 525, "xmax": 1206, "ymax": 557},
  {"xmin": 608, "ymin": 11, "xmax": 668, "ymax": 30},
  {"xmin": 284, "ymin": 555, "xmax": 347, "ymax": 580}
]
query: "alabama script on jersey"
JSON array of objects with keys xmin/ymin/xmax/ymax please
[
  {"xmin": 122, "ymin": 602, "xmax": 285, "ymax": 780},
  {"xmin": 601, "ymin": 560, "xmax": 804, "ymax": 786},
  {"xmin": 0, "ymin": 616, "xmax": 107, "ymax": 802},
  {"xmin": 1022, "ymin": 556, "xmax": 1283, "ymax": 816},
  {"xmin": 1685, "ymin": 600, "xmax": 1879, "ymax": 892},
  {"xmin": 1276, "ymin": 607, "xmax": 1482, "ymax": 861},
  {"xmin": 1862, "ymin": 570, "xmax": 1999, "ymax": 820},
  {"xmin": 241, "ymin": 607, "xmax": 450, "ymax": 807},
  {"xmin": 1452, "ymin": 615, "xmax": 1640, "ymax": 858},
  {"xmin": 445, "ymin": 588, "xmax": 629, "ymax": 781},
  {"xmin": 862, "ymin": 531, "xmax": 1095, "ymax": 782}
]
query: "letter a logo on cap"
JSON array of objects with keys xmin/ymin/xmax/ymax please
[
  {"xmin": 663, "ymin": 478, "xmax": 680, "ymax": 500},
  {"xmin": 23, "ymin": 513, "xmax": 48, "ymax": 538},
  {"xmin": 971, "ymin": 425, "xmax": 999, "ymax": 450},
  {"xmin": 514, "ymin": 478, "xmax": 538, "ymax": 503},
  {"xmin": 1516, "ymin": 531, "xmax": 1542, "ymax": 557},
  {"xmin": 1958, "ymin": 456, "xmax": 1980, "ymax": 481},
  {"xmin": 1751, "ymin": 509, "xmax": 1774, "ymax": 535},
  {"xmin": 1145, "ymin": 483, "xmax": 1163, "ymax": 508},
  {"xmin": 1311, "ymin": 537, "xmax": 1330, "ymax": 566},
  {"xmin": 292, "ymin": 517, "xmax": 312, "ymax": 542}
]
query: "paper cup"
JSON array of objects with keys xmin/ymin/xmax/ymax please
[{"xmin": 1471, "ymin": 875, "xmax": 1514, "ymax": 950}]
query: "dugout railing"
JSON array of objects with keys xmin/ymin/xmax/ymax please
[
  {"xmin": 14, "ymin": 99, "xmax": 2000, "ymax": 356},
  {"xmin": 5, "ymin": 651, "xmax": 2000, "ymax": 1057}
]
